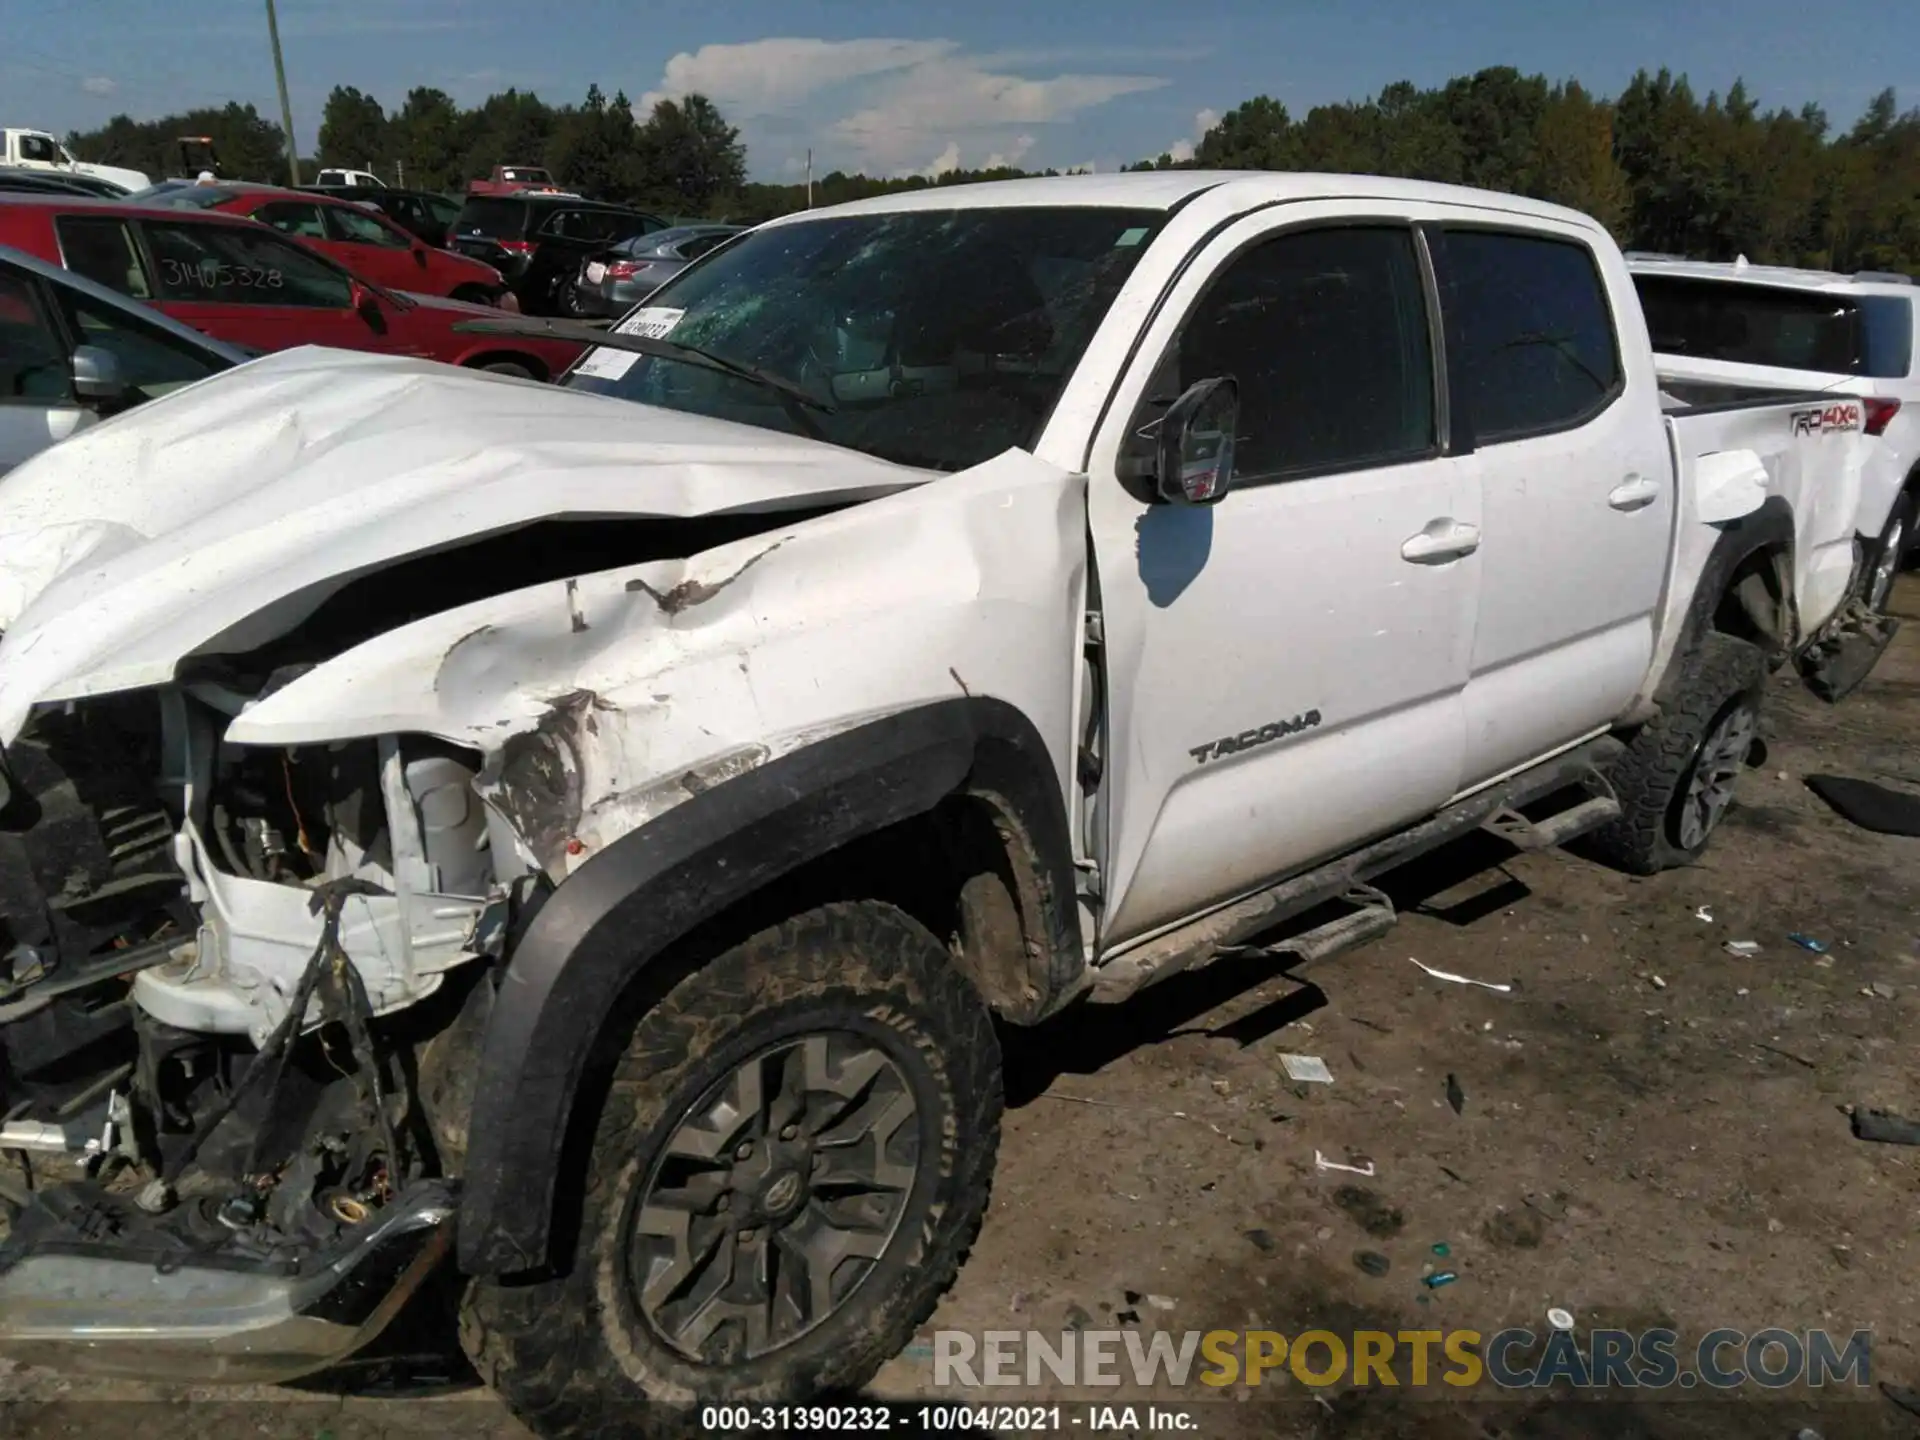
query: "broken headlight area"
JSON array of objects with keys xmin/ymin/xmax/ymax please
[{"xmin": 0, "ymin": 681, "xmax": 525, "ymax": 1318}]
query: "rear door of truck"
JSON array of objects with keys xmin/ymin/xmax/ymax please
[{"xmin": 1424, "ymin": 218, "xmax": 1674, "ymax": 792}]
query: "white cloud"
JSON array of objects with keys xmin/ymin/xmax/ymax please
[
  {"xmin": 919, "ymin": 142, "xmax": 962, "ymax": 179},
  {"xmin": 637, "ymin": 35, "xmax": 1172, "ymax": 177},
  {"xmin": 80, "ymin": 76, "xmax": 117, "ymax": 97},
  {"xmin": 1158, "ymin": 107, "xmax": 1221, "ymax": 165},
  {"xmin": 639, "ymin": 37, "xmax": 958, "ymax": 117}
]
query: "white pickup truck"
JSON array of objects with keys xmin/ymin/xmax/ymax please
[
  {"xmin": 0, "ymin": 172, "xmax": 1871, "ymax": 1435},
  {"xmin": 0, "ymin": 127, "xmax": 149, "ymax": 193}
]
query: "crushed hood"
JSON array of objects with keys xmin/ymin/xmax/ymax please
[{"xmin": 0, "ymin": 347, "xmax": 928, "ymax": 744}]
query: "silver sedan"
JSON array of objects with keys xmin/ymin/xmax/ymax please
[{"xmin": 569, "ymin": 224, "xmax": 745, "ymax": 319}]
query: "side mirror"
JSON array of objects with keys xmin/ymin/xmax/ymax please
[
  {"xmin": 350, "ymin": 281, "xmax": 387, "ymax": 333},
  {"xmin": 1155, "ymin": 376, "xmax": 1238, "ymax": 506},
  {"xmin": 70, "ymin": 344, "xmax": 127, "ymax": 405}
]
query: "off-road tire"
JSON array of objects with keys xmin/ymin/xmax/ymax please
[
  {"xmin": 460, "ymin": 901, "xmax": 1002, "ymax": 1440},
  {"xmin": 1586, "ymin": 632, "xmax": 1768, "ymax": 875}
]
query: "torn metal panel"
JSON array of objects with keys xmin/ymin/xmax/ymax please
[
  {"xmin": 228, "ymin": 449, "xmax": 1091, "ymax": 876},
  {"xmin": 0, "ymin": 347, "xmax": 929, "ymax": 746}
]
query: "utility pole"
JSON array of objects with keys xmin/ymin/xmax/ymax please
[
  {"xmin": 806, "ymin": 148, "xmax": 813, "ymax": 208},
  {"xmin": 264, "ymin": 0, "xmax": 300, "ymax": 186}
]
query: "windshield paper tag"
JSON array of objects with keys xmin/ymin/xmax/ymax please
[
  {"xmin": 574, "ymin": 347, "xmax": 637, "ymax": 380},
  {"xmin": 617, "ymin": 306, "xmax": 684, "ymax": 339}
]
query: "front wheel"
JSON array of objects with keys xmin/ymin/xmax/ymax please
[
  {"xmin": 1586, "ymin": 632, "xmax": 1767, "ymax": 875},
  {"xmin": 461, "ymin": 901, "xmax": 1002, "ymax": 1440},
  {"xmin": 449, "ymin": 283, "xmax": 496, "ymax": 306}
]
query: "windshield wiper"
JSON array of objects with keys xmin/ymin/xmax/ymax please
[{"xmin": 452, "ymin": 315, "xmax": 837, "ymax": 419}]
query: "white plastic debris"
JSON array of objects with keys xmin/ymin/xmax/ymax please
[
  {"xmin": 1649, "ymin": 974, "xmax": 1667, "ymax": 989},
  {"xmin": 1547, "ymin": 1307, "xmax": 1576, "ymax": 1331},
  {"xmin": 1281, "ymin": 1054, "xmax": 1334, "ymax": 1084},
  {"xmin": 1147, "ymin": 1294, "xmax": 1176, "ymax": 1311},
  {"xmin": 1724, "ymin": 940, "xmax": 1762, "ymax": 956},
  {"xmin": 1408, "ymin": 957, "xmax": 1513, "ymax": 993},
  {"xmin": 1314, "ymin": 1150, "xmax": 1377, "ymax": 1177},
  {"xmin": 1694, "ymin": 906, "xmax": 1715, "ymax": 923}
]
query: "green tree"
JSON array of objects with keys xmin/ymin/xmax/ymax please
[
  {"xmin": 317, "ymin": 86, "xmax": 389, "ymax": 174},
  {"xmin": 391, "ymin": 87, "xmax": 464, "ymax": 192},
  {"xmin": 634, "ymin": 94, "xmax": 747, "ymax": 213}
]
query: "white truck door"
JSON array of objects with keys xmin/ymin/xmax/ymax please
[
  {"xmin": 1427, "ymin": 222, "xmax": 1673, "ymax": 791},
  {"xmin": 1084, "ymin": 208, "xmax": 1480, "ymax": 950},
  {"xmin": 0, "ymin": 267, "xmax": 93, "ymax": 475}
]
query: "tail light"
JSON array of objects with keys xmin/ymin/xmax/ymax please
[
  {"xmin": 1864, "ymin": 398, "xmax": 1901, "ymax": 437},
  {"xmin": 606, "ymin": 259, "xmax": 650, "ymax": 280},
  {"xmin": 496, "ymin": 239, "xmax": 534, "ymax": 255}
]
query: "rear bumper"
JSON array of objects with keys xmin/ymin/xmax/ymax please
[{"xmin": 0, "ymin": 1181, "xmax": 455, "ymax": 1384}]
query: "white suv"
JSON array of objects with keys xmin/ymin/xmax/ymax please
[{"xmin": 1628, "ymin": 257, "xmax": 1918, "ymax": 612}]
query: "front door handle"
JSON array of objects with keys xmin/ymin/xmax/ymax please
[
  {"xmin": 1608, "ymin": 474, "xmax": 1661, "ymax": 511},
  {"xmin": 1401, "ymin": 518, "xmax": 1481, "ymax": 564}
]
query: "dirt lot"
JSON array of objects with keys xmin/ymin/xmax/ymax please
[{"xmin": 6, "ymin": 577, "xmax": 1919, "ymax": 1440}]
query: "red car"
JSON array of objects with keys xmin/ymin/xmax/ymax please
[
  {"xmin": 150, "ymin": 182, "xmax": 514, "ymax": 306},
  {"xmin": 0, "ymin": 195, "xmax": 584, "ymax": 379}
]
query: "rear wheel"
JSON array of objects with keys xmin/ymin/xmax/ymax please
[
  {"xmin": 478, "ymin": 361, "xmax": 535, "ymax": 380},
  {"xmin": 461, "ymin": 901, "xmax": 1002, "ymax": 1440},
  {"xmin": 1586, "ymin": 632, "xmax": 1767, "ymax": 874},
  {"xmin": 1867, "ymin": 491, "xmax": 1914, "ymax": 614}
]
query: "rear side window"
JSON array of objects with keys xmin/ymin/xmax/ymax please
[
  {"xmin": 1168, "ymin": 225, "xmax": 1436, "ymax": 482},
  {"xmin": 0, "ymin": 268, "xmax": 71, "ymax": 403},
  {"xmin": 326, "ymin": 204, "xmax": 410, "ymax": 247},
  {"xmin": 456, "ymin": 199, "xmax": 528, "ymax": 238},
  {"xmin": 1440, "ymin": 230, "xmax": 1622, "ymax": 442},
  {"xmin": 255, "ymin": 200, "xmax": 328, "ymax": 239},
  {"xmin": 52, "ymin": 285, "xmax": 227, "ymax": 399},
  {"xmin": 57, "ymin": 216, "xmax": 153, "ymax": 299},
  {"xmin": 1633, "ymin": 275, "xmax": 1914, "ymax": 379},
  {"xmin": 144, "ymin": 222, "xmax": 353, "ymax": 308}
]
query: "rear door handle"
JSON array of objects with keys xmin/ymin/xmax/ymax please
[
  {"xmin": 1608, "ymin": 474, "xmax": 1662, "ymax": 511},
  {"xmin": 1400, "ymin": 519, "xmax": 1481, "ymax": 564}
]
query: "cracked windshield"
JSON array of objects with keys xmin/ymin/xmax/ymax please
[{"xmin": 564, "ymin": 207, "xmax": 1161, "ymax": 470}]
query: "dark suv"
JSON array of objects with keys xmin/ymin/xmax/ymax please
[
  {"xmin": 302, "ymin": 186, "xmax": 466, "ymax": 248},
  {"xmin": 450, "ymin": 194, "xmax": 667, "ymax": 314}
]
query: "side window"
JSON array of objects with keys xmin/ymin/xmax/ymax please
[
  {"xmin": 51, "ymin": 286, "xmax": 228, "ymax": 399},
  {"xmin": 1165, "ymin": 225, "xmax": 1436, "ymax": 482},
  {"xmin": 428, "ymin": 196, "xmax": 463, "ymax": 230},
  {"xmin": 19, "ymin": 134, "xmax": 57, "ymax": 165},
  {"xmin": 679, "ymin": 233, "xmax": 730, "ymax": 260},
  {"xmin": 255, "ymin": 201, "xmax": 328, "ymax": 239},
  {"xmin": 538, "ymin": 208, "xmax": 580, "ymax": 239},
  {"xmin": 327, "ymin": 204, "xmax": 411, "ymax": 247},
  {"xmin": 1438, "ymin": 229, "xmax": 1622, "ymax": 442},
  {"xmin": 57, "ymin": 216, "xmax": 153, "ymax": 299},
  {"xmin": 0, "ymin": 269, "xmax": 72, "ymax": 403},
  {"xmin": 144, "ymin": 223, "xmax": 354, "ymax": 309}
]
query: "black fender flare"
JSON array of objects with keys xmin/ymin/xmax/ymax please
[
  {"xmin": 455, "ymin": 696, "xmax": 1077, "ymax": 1276},
  {"xmin": 1658, "ymin": 496, "xmax": 1797, "ymax": 699}
]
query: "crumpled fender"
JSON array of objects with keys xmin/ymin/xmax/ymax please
[{"xmin": 228, "ymin": 448, "xmax": 1089, "ymax": 876}]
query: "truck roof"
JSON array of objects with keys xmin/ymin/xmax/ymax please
[
  {"xmin": 770, "ymin": 169, "xmax": 1609, "ymax": 233},
  {"xmin": 1627, "ymin": 255, "xmax": 1917, "ymax": 298}
]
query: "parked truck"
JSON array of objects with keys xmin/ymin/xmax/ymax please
[
  {"xmin": 0, "ymin": 171, "xmax": 1877, "ymax": 1436},
  {"xmin": 0, "ymin": 127, "xmax": 149, "ymax": 193},
  {"xmin": 467, "ymin": 164, "xmax": 569, "ymax": 197}
]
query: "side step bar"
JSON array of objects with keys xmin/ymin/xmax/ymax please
[{"xmin": 1090, "ymin": 738, "xmax": 1622, "ymax": 1002}]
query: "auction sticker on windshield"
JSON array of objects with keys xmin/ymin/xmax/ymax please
[
  {"xmin": 617, "ymin": 306, "xmax": 684, "ymax": 339},
  {"xmin": 572, "ymin": 347, "xmax": 635, "ymax": 380}
]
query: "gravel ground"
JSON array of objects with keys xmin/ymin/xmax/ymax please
[{"xmin": 6, "ymin": 575, "xmax": 1919, "ymax": 1440}]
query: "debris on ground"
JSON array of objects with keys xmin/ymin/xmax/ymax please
[
  {"xmin": 1244, "ymin": 1228, "xmax": 1277, "ymax": 1253},
  {"xmin": 1694, "ymin": 906, "xmax": 1715, "ymax": 923},
  {"xmin": 1881, "ymin": 1382, "xmax": 1920, "ymax": 1421},
  {"xmin": 1432, "ymin": 1241, "xmax": 1451, "ymax": 1257},
  {"xmin": 1408, "ymin": 957, "xmax": 1513, "ymax": 992},
  {"xmin": 1724, "ymin": 940, "xmax": 1762, "ymax": 956},
  {"xmin": 1064, "ymin": 1304, "xmax": 1093, "ymax": 1331},
  {"xmin": 1852, "ymin": 1109, "xmax": 1920, "ymax": 1146},
  {"xmin": 1865, "ymin": 982, "xmax": 1897, "ymax": 1000},
  {"xmin": 1547, "ymin": 1307, "xmax": 1575, "ymax": 1331},
  {"xmin": 1788, "ymin": 933, "xmax": 1830, "ymax": 954},
  {"xmin": 1147, "ymin": 1294, "xmax": 1176, "ymax": 1311},
  {"xmin": 1315, "ymin": 1149, "xmax": 1377, "ymax": 1177},
  {"xmin": 1332, "ymin": 1185, "xmax": 1405, "ymax": 1237},
  {"xmin": 1445, "ymin": 1073, "xmax": 1466, "ymax": 1114},
  {"xmin": 1423, "ymin": 1270, "xmax": 1459, "ymax": 1289},
  {"xmin": 1805, "ymin": 775, "xmax": 1920, "ymax": 837},
  {"xmin": 1354, "ymin": 1250, "xmax": 1391, "ymax": 1276},
  {"xmin": 1648, "ymin": 973, "xmax": 1668, "ymax": 989},
  {"xmin": 1281, "ymin": 1054, "xmax": 1334, "ymax": 1084}
]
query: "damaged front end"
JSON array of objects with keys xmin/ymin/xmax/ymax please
[{"xmin": 0, "ymin": 675, "xmax": 508, "ymax": 1380}]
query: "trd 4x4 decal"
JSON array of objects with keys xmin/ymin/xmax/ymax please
[{"xmin": 1790, "ymin": 402, "xmax": 1862, "ymax": 435}]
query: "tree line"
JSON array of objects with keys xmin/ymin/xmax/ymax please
[{"xmin": 63, "ymin": 67, "xmax": 1919, "ymax": 270}]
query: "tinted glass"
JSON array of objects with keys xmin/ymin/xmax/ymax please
[
  {"xmin": 144, "ymin": 223, "xmax": 353, "ymax": 308},
  {"xmin": 255, "ymin": 200, "xmax": 328, "ymax": 238},
  {"xmin": 568, "ymin": 206, "xmax": 1163, "ymax": 472},
  {"xmin": 327, "ymin": 204, "xmax": 410, "ymax": 246},
  {"xmin": 1442, "ymin": 230, "xmax": 1621, "ymax": 441},
  {"xmin": 1859, "ymin": 296, "xmax": 1913, "ymax": 379},
  {"xmin": 428, "ymin": 196, "xmax": 463, "ymax": 228},
  {"xmin": 18, "ymin": 135, "xmax": 57, "ymax": 165},
  {"xmin": 0, "ymin": 270, "xmax": 70, "ymax": 402},
  {"xmin": 678, "ymin": 232, "xmax": 734, "ymax": 260},
  {"xmin": 52, "ymin": 285, "xmax": 227, "ymax": 398},
  {"xmin": 455, "ymin": 199, "xmax": 528, "ymax": 238},
  {"xmin": 1171, "ymin": 226, "xmax": 1435, "ymax": 480},
  {"xmin": 57, "ymin": 216, "xmax": 153, "ymax": 299},
  {"xmin": 1634, "ymin": 275, "xmax": 1885, "ymax": 375}
]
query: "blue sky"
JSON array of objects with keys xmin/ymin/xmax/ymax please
[{"xmin": 8, "ymin": 0, "xmax": 1916, "ymax": 181}]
